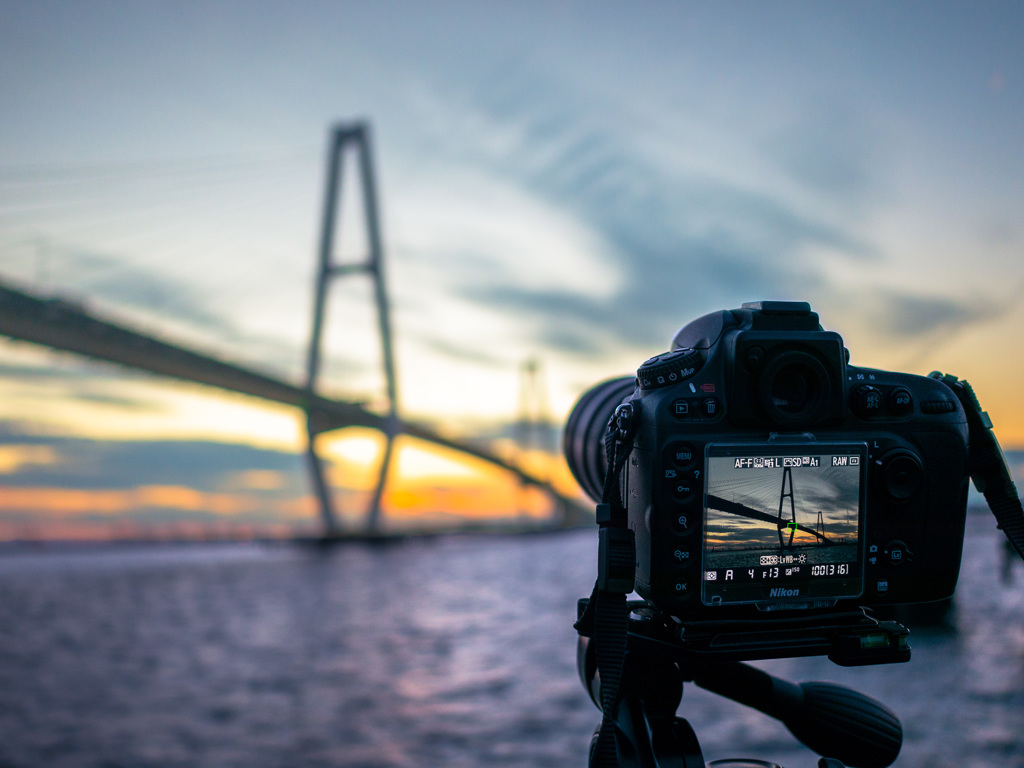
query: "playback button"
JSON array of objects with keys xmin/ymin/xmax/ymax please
[{"xmin": 671, "ymin": 398, "xmax": 723, "ymax": 420}]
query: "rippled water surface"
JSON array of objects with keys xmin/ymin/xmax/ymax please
[{"xmin": 1, "ymin": 514, "xmax": 1023, "ymax": 768}]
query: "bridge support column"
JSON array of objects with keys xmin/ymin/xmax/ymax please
[
  {"xmin": 778, "ymin": 466, "xmax": 796, "ymax": 547},
  {"xmin": 304, "ymin": 122, "xmax": 400, "ymax": 537},
  {"xmin": 305, "ymin": 428, "xmax": 341, "ymax": 537},
  {"xmin": 365, "ymin": 418, "xmax": 398, "ymax": 531}
]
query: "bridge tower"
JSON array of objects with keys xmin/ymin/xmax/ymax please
[
  {"xmin": 305, "ymin": 122, "xmax": 398, "ymax": 536},
  {"xmin": 778, "ymin": 466, "xmax": 796, "ymax": 547},
  {"xmin": 514, "ymin": 358, "xmax": 552, "ymax": 467},
  {"xmin": 816, "ymin": 510, "xmax": 825, "ymax": 543}
]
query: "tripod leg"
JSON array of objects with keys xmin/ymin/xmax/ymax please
[
  {"xmin": 590, "ymin": 697, "xmax": 704, "ymax": 768},
  {"xmin": 668, "ymin": 718, "xmax": 704, "ymax": 768}
]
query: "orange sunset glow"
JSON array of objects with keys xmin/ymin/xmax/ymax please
[
  {"xmin": 0, "ymin": 410, "xmax": 579, "ymax": 541},
  {"xmin": 2, "ymin": 1, "xmax": 1022, "ymax": 543}
]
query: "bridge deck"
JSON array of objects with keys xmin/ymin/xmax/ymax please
[{"xmin": 0, "ymin": 282, "xmax": 584, "ymax": 518}]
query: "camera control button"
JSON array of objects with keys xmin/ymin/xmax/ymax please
[
  {"xmin": 853, "ymin": 385, "xmax": 884, "ymax": 416},
  {"xmin": 745, "ymin": 346, "xmax": 765, "ymax": 370},
  {"xmin": 671, "ymin": 398, "xmax": 695, "ymax": 418},
  {"xmin": 880, "ymin": 450, "xmax": 924, "ymax": 501},
  {"xmin": 671, "ymin": 546, "xmax": 694, "ymax": 566},
  {"xmin": 884, "ymin": 540, "xmax": 912, "ymax": 567},
  {"xmin": 921, "ymin": 399, "xmax": 957, "ymax": 414},
  {"xmin": 670, "ymin": 478, "xmax": 697, "ymax": 503},
  {"xmin": 666, "ymin": 441, "xmax": 696, "ymax": 469},
  {"xmin": 890, "ymin": 387, "xmax": 913, "ymax": 415},
  {"xmin": 671, "ymin": 509, "xmax": 695, "ymax": 534},
  {"xmin": 668, "ymin": 576, "xmax": 693, "ymax": 599},
  {"xmin": 637, "ymin": 348, "xmax": 703, "ymax": 390},
  {"xmin": 701, "ymin": 397, "xmax": 720, "ymax": 417}
]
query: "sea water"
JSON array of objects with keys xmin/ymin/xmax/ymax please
[{"xmin": 1, "ymin": 512, "xmax": 1022, "ymax": 768}]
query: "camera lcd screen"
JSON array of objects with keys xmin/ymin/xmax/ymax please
[{"xmin": 702, "ymin": 442, "xmax": 866, "ymax": 607}]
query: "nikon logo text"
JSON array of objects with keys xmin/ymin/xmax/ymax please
[{"xmin": 769, "ymin": 587, "xmax": 801, "ymax": 597}]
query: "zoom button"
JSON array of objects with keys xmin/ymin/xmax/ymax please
[
  {"xmin": 671, "ymin": 509, "xmax": 695, "ymax": 534},
  {"xmin": 670, "ymin": 546, "xmax": 694, "ymax": 567}
]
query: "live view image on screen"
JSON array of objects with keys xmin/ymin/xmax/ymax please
[{"xmin": 702, "ymin": 443, "xmax": 866, "ymax": 605}]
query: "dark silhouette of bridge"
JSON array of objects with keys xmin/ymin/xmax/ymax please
[
  {"xmin": 0, "ymin": 123, "xmax": 588, "ymax": 538},
  {"xmin": 706, "ymin": 467, "xmax": 831, "ymax": 546},
  {"xmin": 706, "ymin": 492, "xmax": 829, "ymax": 544}
]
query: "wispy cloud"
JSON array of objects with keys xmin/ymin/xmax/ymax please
[
  {"xmin": 761, "ymin": 99, "xmax": 891, "ymax": 214},
  {"xmin": 865, "ymin": 289, "xmax": 1007, "ymax": 340},
  {"xmin": 402, "ymin": 66, "xmax": 883, "ymax": 359},
  {"xmin": 0, "ymin": 428, "xmax": 305, "ymax": 493},
  {"xmin": 63, "ymin": 250, "xmax": 233, "ymax": 333}
]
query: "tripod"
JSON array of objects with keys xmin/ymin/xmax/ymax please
[{"xmin": 577, "ymin": 602, "xmax": 905, "ymax": 768}]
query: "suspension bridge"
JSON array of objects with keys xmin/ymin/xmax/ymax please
[
  {"xmin": 706, "ymin": 464, "xmax": 855, "ymax": 549},
  {"xmin": 0, "ymin": 122, "xmax": 588, "ymax": 539}
]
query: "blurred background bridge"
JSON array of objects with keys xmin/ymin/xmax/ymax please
[{"xmin": 0, "ymin": 123, "xmax": 589, "ymax": 539}]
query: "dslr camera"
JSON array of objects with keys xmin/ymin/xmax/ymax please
[{"xmin": 565, "ymin": 301, "xmax": 970, "ymax": 627}]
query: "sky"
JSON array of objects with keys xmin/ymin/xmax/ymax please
[{"xmin": 1, "ymin": 1, "xmax": 1023, "ymax": 538}]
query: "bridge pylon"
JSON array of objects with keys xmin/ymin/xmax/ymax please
[
  {"xmin": 305, "ymin": 122, "xmax": 398, "ymax": 536},
  {"xmin": 513, "ymin": 358, "xmax": 553, "ymax": 469},
  {"xmin": 778, "ymin": 465, "xmax": 796, "ymax": 547}
]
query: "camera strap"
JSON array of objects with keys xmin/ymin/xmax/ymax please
[
  {"xmin": 933, "ymin": 373, "xmax": 1024, "ymax": 561},
  {"xmin": 574, "ymin": 402, "xmax": 638, "ymax": 767}
]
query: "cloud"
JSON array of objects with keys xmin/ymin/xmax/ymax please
[
  {"xmin": 0, "ymin": 422, "xmax": 573, "ymax": 536},
  {"xmin": 13, "ymin": 247, "xmax": 309, "ymax": 383},
  {"xmin": 0, "ymin": 428, "xmax": 305, "ymax": 493},
  {"xmin": 707, "ymin": 517, "xmax": 780, "ymax": 549},
  {"xmin": 0, "ymin": 362, "xmax": 88, "ymax": 382},
  {"xmin": 57, "ymin": 250, "xmax": 234, "ymax": 335},
  {"xmin": 864, "ymin": 289, "xmax": 1006, "ymax": 340},
  {"xmin": 0, "ymin": 360, "xmax": 172, "ymax": 413},
  {"xmin": 763, "ymin": 100, "xmax": 888, "ymax": 212},
  {"xmin": 405, "ymin": 66, "xmax": 882, "ymax": 360},
  {"xmin": 0, "ymin": 426, "xmax": 319, "ymax": 536},
  {"xmin": 413, "ymin": 335, "xmax": 511, "ymax": 368}
]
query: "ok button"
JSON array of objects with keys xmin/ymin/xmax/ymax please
[{"xmin": 670, "ymin": 577, "xmax": 692, "ymax": 599}]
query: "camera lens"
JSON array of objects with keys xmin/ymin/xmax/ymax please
[
  {"xmin": 563, "ymin": 377, "xmax": 637, "ymax": 502},
  {"xmin": 759, "ymin": 351, "xmax": 830, "ymax": 427}
]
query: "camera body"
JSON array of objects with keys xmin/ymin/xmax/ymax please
[{"xmin": 568, "ymin": 301, "xmax": 971, "ymax": 623}]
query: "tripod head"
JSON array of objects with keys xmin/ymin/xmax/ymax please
[{"xmin": 576, "ymin": 601, "xmax": 904, "ymax": 768}]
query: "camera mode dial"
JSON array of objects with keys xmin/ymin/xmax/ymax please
[{"xmin": 637, "ymin": 348, "xmax": 703, "ymax": 390}]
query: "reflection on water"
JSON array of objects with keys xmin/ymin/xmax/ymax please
[{"xmin": 0, "ymin": 513, "xmax": 1022, "ymax": 767}]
